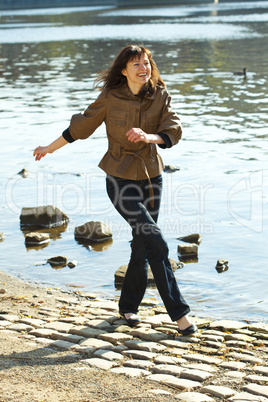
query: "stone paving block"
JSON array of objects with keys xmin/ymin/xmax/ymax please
[
  {"xmin": 94, "ymin": 315, "xmax": 119, "ymax": 324},
  {"xmin": 151, "ymin": 364, "xmax": 184, "ymax": 376},
  {"xmin": 225, "ymin": 340, "xmax": 247, "ymax": 348},
  {"xmin": 181, "ymin": 363, "xmax": 218, "ymax": 373},
  {"xmin": 245, "ymin": 375, "xmax": 268, "ymax": 383},
  {"xmin": 224, "ymin": 333, "xmax": 255, "ymax": 342},
  {"xmin": 209, "ymin": 320, "xmax": 247, "ymax": 331},
  {"xmin": 110, "ymin": 367, "xmax": 150, "ymax": 377},
  {"xmin": 43, "ymin": 321, "xmax": 75, "ymax": 333},
  {"xmin": 124, "ymin": 339, "xmax": 166, "ymax": 353},
  {"xmin": 142, "ymin": 314, "xmax": 172, "ymax": 328},
  {"xmin": 201, "ymin": 333, "xmax": 225, "ymax": 342},
  {"xmin": 149, "ymin": 389, "xmax": 172, "ymax": 396},
  {"xmin": 98, "ymin": 332, "xmax": 133, "ymax": 345},
  {"xmin": 180, "ymin": 368, "xmax": 213, "ymax": 382},
  {"xmin": 93, "ymin": 349, "xmax": 124, "ymax": 362},
  {"xmin": 220, "ymin": 361, "xmax": 247, "ymax": 370},
  {"xmin": 226, "ymin": 352, "xmax": 263, "ymax": 364},
  {"xmin": 228, "ymin": 391, "xmax": 268, "ymax": 401},
  {"xmin": 19, "ymin": 318, "xmax": 46, "ymax": 328},
  {"xmin": 72, "ymin": 345, "xmax": 95, "ymax": 355},
  {"xmin": 163, "ymin": 377, "xmax": 202, "ymax": 391},
  {"xmin": 51, "ymin": 340, "xmax": 76, "ymax": 350},
  {"xmin": 154, "ymin": 326, "xmax": 178, "ymax": 335},
  {"xmin": 53, "ymin": 333, "xmax": 84, "ymax": 344},
  {"xmin": 111, "ymin": 345, "xmax": 128, "ymax": 353},
  {"xmin": 154, "ymin": 355, "xmax": 187, "ymax": 365},
  {"xmin": 200, "ymin": 340, "xmax": 223, "ymax": 349},
  {"xmin": 254, "ymin": 366, "xmax": 268, "ymax": 376},
  {"xmin": 183, "ymin": 353, "xmax": 220, "ymax": 365},
  {"xmin": 147, "ymin": 373, "xmax": 182, "ymax": 384},
  {"xmin": 242, "ymin": 384, "xmax": 268, "ymax": 398},
  {"xmin": 7, "ymin": 323, "xmax": 34, "ymax": 332},
  {"xmin": 79, "ymin": 338, "xmax": 113, "ymax": 350},
  {"xmin": 160, "ymin": 339, "xmax": 191, "ymax": 349},
  {"xmin": 29, "ymin": 328, "xmax": 59, "ymax": 339},
  {"xmin": 0, "ymin": 314, "xmax": 20, "ymax": 322},
  {"xmin": 0, "ymin": 320, "xmax": 12, "ymax": 328},
  {"xmin": 58, "ymin": 316, "xmax": 89, "ymax": 325},
  {"xmin": 87, "ymin": 300, "xmax": 119, "ymax": 311},
  {"xmin": 122, "ymin": 349, "xmax": 157, "ymax": 361},
  {"xmin": 82, "ymin": 357, "xmax": 117, "ymax": 370},
  {"xmin": 201, "ymin": 385, "xmax": 237, "ymax": 398},
  {"xmin": 248, "ymin": 323, "xmax": 268, "ymax": 334},
  {"xmin": 167, "ymin": 347, "xmax": 189, "ymax": 356},
  {"xmin": 130, "ymin": 327, "xmax": 169, "ymax": 342},
  {"xmin": 175, "ymin": 391, "xmax": 215, "ymax": 401},
  {"xmin": 70, "ymin": 326, "xmax": 107, "ymax": 338},
  {"xmin": 123, "ymin": 359, "xmax": 155, "ymax": 370},
  {"xmin": 86, "ymin": 319, "xmax": 113, "ymax": 331},
  {"xmin": 175, "ymin": 335, "xmax": 200, "ymax": 343}
]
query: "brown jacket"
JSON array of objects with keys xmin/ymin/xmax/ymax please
[{"xmin": 64, "ymin": 83, "xmax": 182, "ymax": 181}]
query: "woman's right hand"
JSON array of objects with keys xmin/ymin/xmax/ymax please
[{"xmin": 33, "ymin": 146, "xmax": 50, "ymax": 161}]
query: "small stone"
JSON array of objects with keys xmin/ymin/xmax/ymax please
[
  {"xmin": 18, "ymin": 168, "xmax": 30, "ymax": 178},
  {"xmin": 25, "ymin": 232, "xmax": 50, "ymax": 246},
  {"xmin": 67, "ymin": 260, "xmax": 77, "ymax": 269},
  {"xmin": 74, "ymin": 221, "xmax": 112, "ymax": 242},
  {"xmin": 0, "ymin": 289, "xmax": 7, "ymax": 294},
  {"xmin": 216, "ymin": 259, "xmax": 229, "ymax": 273},
  {"xmin": 47, "ymin": 256, "xmax": 68, "ymax": 267},
  {"xmin": 178, "ymin": 243, "xmax": 198, "ymax": 259},
  {"xmin": 178, "ymin": 233, "xmax": 202, "ymax": 245},
  {"xmin": 0, "ymin": 232, "xmax": 5, "ymax": 242},
  {"xmin": 175, "ymin": 392, "xmax": 214, "ymax": 401},
  {"xmin": 201, "ymin": 385, "xmax": 237, "ymax": 398}
]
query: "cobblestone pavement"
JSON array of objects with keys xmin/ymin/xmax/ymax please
[{"xmin": 0, "ymin": 286, "xmax": 268, "ymax": 401}]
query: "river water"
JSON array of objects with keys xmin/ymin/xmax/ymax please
[{"xmin": 0, "ymin": 2, "xmax": 267, "ymax": 322}]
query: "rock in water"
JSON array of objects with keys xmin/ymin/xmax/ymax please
[
  {"xmin": 178, "ymin": 233, "xmax": 202, "ymax": 245},
  {"xmin": 47, "ymin": 256, "xmax": 68, "ymax": 267},
  {"xmin": 25, "ymin": 232, "xmax": 50, "ymax": 246},
  {"xmin": 164, "ymin": 165, "xmax": 181, "ymax": 173},
  {"xmin": 17, "ymin": 168, "xmax": 30, "ymax": 178},
  {"xmin": 0, "ymin": 233, "xmax": 5, "ymax": 242},
  {"xmin": 74, "ymin": 221, "xmax": 112, "ymax": 242},
  {"xmin": 178, "ymin": 243, "xmax": 198, "ymax": 259},
  {"xmin": 20, "ymin": 205, "xmax": 69, "ymax": 228},
  {"xmin": 216, "ymin": 259, "xmax": 229, "ymax": 273}
]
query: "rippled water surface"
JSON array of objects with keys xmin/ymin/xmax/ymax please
[{"xmin": 0, "ymin": 2, "xmax": 267, "ymax": 322}]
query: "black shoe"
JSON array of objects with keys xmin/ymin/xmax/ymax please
[
  {"xmin": 177, "ymin": 324, "xmax": 197, "ymax": 336},
  {"xmin": 119, "ymin": 311, "xmax": 141, "ymax": 327}
]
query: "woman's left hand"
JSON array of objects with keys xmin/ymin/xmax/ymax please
[{"xmin": 126, "ymin": 128, "xmax": 149, "ymax": 143}]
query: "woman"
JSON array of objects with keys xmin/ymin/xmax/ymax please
[{"xmin": 34, "ymin": 44, "xmax": 197, "ymax": 335}]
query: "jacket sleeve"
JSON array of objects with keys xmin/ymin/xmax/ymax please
[
  {"xmin": 67, "ymin": 90, "xmax": 107, "ymax": 141},
  {"xmin": 157, "ymin": 90, "xmax": 182, "ymax": 147}
]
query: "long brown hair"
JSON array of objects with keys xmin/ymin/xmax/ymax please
[{"xmin": 95, "ymin": 44, "xmax": 165, "ymax": 97}]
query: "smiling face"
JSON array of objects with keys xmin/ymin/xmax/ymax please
[{"xmin": 121, "ymin": 52, "xmax": 152, "ymax": 94}]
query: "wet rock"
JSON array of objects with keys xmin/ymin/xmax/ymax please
[
  {"xmin": 216, "ymin": 259, "xmax": 229, "ymax": 273},
  {"xmin": 25, "ymin": 232, "xmax": 50, "ymax": 246},
  {"xmin": 17, "ymin": 168, "xmax": 30, "ymax": 178},
  {"xmin": 115, "ymin": 258, "xmax": 183, "ymax": 286},
  {"xmin": 47, "ymin": 256, "xmax": 68, "ymax": 268},
  {"xmin": 0, "ymin": 289, "xmax": 7, "ymax": 294},
  {"xmin": 164, "ymin": 165, "xmax": 181, "ymax": 173},
  {"xmin": 178, "ymin": 243, "xmax": 198, "ymax": 260},
  {"xmin": 20, "ymin": 205, "xmax": 69, "ymax": 228},
  {"xmin": 67, "ymin": 260, "xmax": 77, "ymax": 269},
  {"xmin": 178, "ymin": 233, "xmax": 202, "ymax": 245},
  {"xmin": 0, "ymin": 232, "xmax": 5, "ymax": 242},
  {"xmin": 74, "ymin": 221, "xmax": 112, "ymax": 242}
]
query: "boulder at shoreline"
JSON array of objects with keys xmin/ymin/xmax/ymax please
[{"xmin": 75, "ymin": 221, "xmax": 112, "ymax": 243}]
